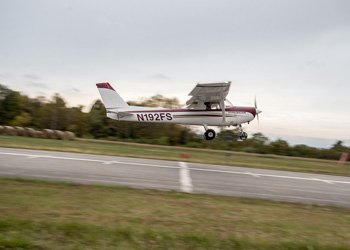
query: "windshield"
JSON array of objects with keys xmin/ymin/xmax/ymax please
[{"xmin": 225, "ymin": 99, "xmax": 233, "ymax": 108}]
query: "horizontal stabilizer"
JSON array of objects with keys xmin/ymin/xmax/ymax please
[
  {"xmin": 117, "ymin": 111, "xmax": 132, "ymax": 119},
  {"xmin": 107, "ymin": 110, "xmax": 132, "ymax": 119}
]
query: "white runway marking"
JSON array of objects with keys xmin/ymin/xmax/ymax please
[
  {"xmin": 1, "ymin": 151, "xmax": 350, "ymax": 185},
  {"xmin": 102, "ymin": 161, "xmax": 114, "ymax": 165},
  {"xmin": 247, "ymin": 172, "xmax": 261, "ymax": 178},
  {"xmin": 179, "ymin": 162, "xmax": 193, "ymax": 193},
  {"xmin": 0, "ymin": 152, "xmax": 179, "ymax": 169},
  {"xmin": 27, "ymin": 155, "xmax": 39, "ymax": 159},
  {"xmin": 189, "ymin": 167, "xmax": 350, "ymax": 185}
]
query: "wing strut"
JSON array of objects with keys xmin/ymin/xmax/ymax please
[{"xmin": 220, "ymin": 94, "xmax": 226, "ymax": 123}]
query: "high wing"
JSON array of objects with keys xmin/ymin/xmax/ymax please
[
  {"xmin": 186, "ymin": 81, "xmax": 231, "ymax": 123},
  {"xmin": 186, "ymin": 82, "xmax": 231, "ymax": 107},
  {"xmin": 186, "ymin": 82, "xmax": 231, "ymax": 122}
]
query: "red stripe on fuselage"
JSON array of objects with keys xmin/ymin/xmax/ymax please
[{"xmin": 128, "ymin": 107, "xmax": 256, "ymax": 116}]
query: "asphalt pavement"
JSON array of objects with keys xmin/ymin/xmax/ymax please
[{"xmin": 1, "ymin": 147, "xmax": 350, "ymax": 207}]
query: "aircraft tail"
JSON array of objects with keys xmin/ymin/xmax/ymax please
[{"xmin": 96, "ymin": 82, "xmax": 128, "ymax": 109}]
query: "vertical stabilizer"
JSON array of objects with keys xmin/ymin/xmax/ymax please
[{"xmin": 96, "ymin": 82, "xmax": 128, "ymax": 109}]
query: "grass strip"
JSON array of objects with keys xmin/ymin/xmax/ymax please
[{"xmin": 0, "ymin": 178, "xmax": 349, "ymax": 249}]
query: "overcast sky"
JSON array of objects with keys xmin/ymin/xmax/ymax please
[{"xmin": 1, "ymin": 0, "xmax": 349, "ymax": 147}]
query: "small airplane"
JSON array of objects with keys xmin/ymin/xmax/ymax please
[{"xmin": 96, "ymin": 81, "xmax": 262, "ymax": 140}]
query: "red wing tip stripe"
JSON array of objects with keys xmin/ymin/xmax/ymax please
[{"xmin": 96, "ymin": 82, "xmax": 115, "ymax": 91}]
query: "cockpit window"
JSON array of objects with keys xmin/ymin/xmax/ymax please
[
  {"xmin": 225, "ymin": 99, "xmax": 233, "ymax": 108},
  {"xmin": 205, "ymin": 102, "xmax": 221, "ymax": 110},
  {"xmin": 187, "ymin": 99, "xmax": 233, "ymax": 110}
]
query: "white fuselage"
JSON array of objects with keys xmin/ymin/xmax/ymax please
[{"xmin": 107, "ymin": 106, "xmax": 256, "ymax": 126}]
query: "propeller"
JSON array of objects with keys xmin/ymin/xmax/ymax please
[{"xmin": 254, "ymin": 96, "xmax": 262, "ymax": 125}]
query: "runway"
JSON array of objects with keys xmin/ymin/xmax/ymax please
[{"xmin": 1, "ymin": 147, "xmax": 350, "ymax": 207}]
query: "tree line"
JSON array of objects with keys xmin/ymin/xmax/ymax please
[{"xmin": 0, "ymin": 84, "xmax": 348, "ymax": 161}]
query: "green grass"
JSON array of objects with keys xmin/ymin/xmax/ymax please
[
  {"xmin": 1, "ymin": 135, "xmax": 349, "ymax": 176},
  {"xmin": 0, "ymin": 178, "xmax": 349, "ymax": 249}
]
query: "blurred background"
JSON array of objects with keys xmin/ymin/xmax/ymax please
[
  {"xmin": 0, "ymin": 0, "xmax": 350, "ymax": 148},
  {"xmin": 1, "ymin": 1, "xmax": 350, "ymax": 249}
]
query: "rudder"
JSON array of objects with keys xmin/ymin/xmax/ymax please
[{"xmin": 96, "ymin": 82, "xmax": 128, "ymax": 109}]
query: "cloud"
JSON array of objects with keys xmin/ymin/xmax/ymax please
[
  {"xmin": 22, "ymin": 74, "xmax": 47, "ymax": 90},
  {"xmin": 22, "ymin": 74, "xmax": 41, "ymax": 80},
  {"xmin": 147, "ymin": 74, "xmax": 172, "ymax": 81},
  {"xmin": 0, "ymin": 72, "xmax": 12, "ymax": 79},
  {"xmin": 63, "ymin": 88, "xmax": 81, "ymax": 94},
  {"xmin": 34, "ymin": 91, "xmax": 47, "ymax": 97},
  {"xmin": 305, "ymin": 60, "xmax": 326, "ymax": 69},
  {"xmin": 26, "ymin": 82, "xmax": 48, "ymax": 89}
]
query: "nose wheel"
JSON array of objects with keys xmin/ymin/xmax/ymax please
[
  {"xmin": 238, "ymin": 125, "xmax": 248, "ymax": 141},
  {"xmin": 239, "ymin": 131, "xmax": 248, "ymax": 140}
]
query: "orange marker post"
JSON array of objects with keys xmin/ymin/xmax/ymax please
[
  {"xmin": 180, "ymin": 152, "xmax": 190, "ymax": 159},
  {"xmin": 338, "ymin": 152, "xmax": 349, "ymax": 165}
]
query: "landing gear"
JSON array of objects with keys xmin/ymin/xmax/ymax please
[
  {"xmin": 203, "ymin": 125, "xmax": 216, "ymax": 140},
  {"xmin": 238, "ymin": 125, "xmax": 248, "ymax": 141},
  {"xmin": 204, "ymin": 129, "xmax": 216, "ymax": 140},
  {"xmin": 239, "ymin": 131, "xmax": 248, "ymax": 140}
]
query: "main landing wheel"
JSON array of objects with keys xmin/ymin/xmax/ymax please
[{"xmin": 204, "ymin": 129, "xmax": 216, "ymax": 140}]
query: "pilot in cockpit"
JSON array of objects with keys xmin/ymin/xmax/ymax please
[
  {"xmin": 204, "ymin": 102, "xmax": 220, "ymax": 110},
  {"xmin": 205, "ymin": 102, "xmax": 211, "ymax": 110}
]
